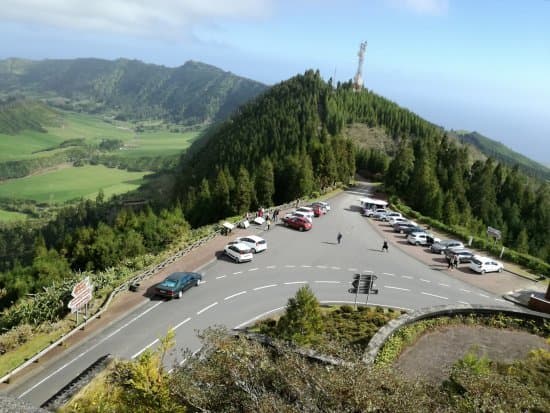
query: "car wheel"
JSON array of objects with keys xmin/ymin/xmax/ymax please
[
  {"xmin": 440, "ymin": 250, "xmax": 444, "ymax": 255},
  {"xmin": 498, "ymin": 268, "xmax": 503, "ymax": 273},
  {"xmin": 177, "ymin": 290, "xmax": 183, "ymax": 299},
  {"xmin": 415, "ymin": 241, "xmax": 420, "ymax": 246},
  {"xmin": 284, "ymin": 222, "xmax": 288, "ymax": 227},
  {"xmin": 252, "ymin": 248, "xmax": 256, "ymax": 254},
  {"xmin": 481, "ymin": 270, "xmax": 485, "ymax": 275},
  {"xmin": 299, "ymin": 227, "xmax": 304, "ymax": 232},
  {"xmin": 236, "ymin": 257, "xmax": 241, "ymax": 263},
  {"xmin": 195, "ymin": 280, "xmax": 200, "ymax": 287}
]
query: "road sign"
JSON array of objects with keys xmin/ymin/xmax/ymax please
[
  {"xmin": 487, "ymin": 226, "xmax": 501, "ymax": 240},
  {"xmin": 68, "ymin": 277, "xmax": 93, "ymax": 313},
  {"xmin": 350, "ymin": 273, "xmax": 378, "ymax": 308}
]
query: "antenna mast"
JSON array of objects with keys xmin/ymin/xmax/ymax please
[{"xmin": 353, "ymin": 41, "xmax": 367, "ymax": 91}]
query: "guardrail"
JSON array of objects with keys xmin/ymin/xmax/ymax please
[{"xmin": 0, "ymin": 200, "xmax": 304, "ymax": 385}]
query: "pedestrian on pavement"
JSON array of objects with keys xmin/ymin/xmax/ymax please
[
  {"xmin": 382, "ymin": 240, "xmax": 389, "ymax": 252},
  {"xmin": 265, "ymin": 216, "xmax": 271, "ymax": 230},
  {"xmin": 453, "ymin": 255, "xmax": 459, "ymax": 269},
  {"xmin": 447, "ymin": 255, "xmax": 453, "ymax": 270},
  {"xmin": 337, "ymin": 232, "xmax": 343, "ymax": 244}
]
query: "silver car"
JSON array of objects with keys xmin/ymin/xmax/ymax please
[{"xmin": 430, "ymin": 239, "xmax": 464, "ymax": 254}]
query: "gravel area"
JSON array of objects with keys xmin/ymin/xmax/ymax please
[{"xmin": 393, "ymin": 325, "xmax": 550, "ymax": 384}]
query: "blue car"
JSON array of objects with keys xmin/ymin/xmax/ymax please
[{"xmin": 155, "ymin": 272, "xmax": 202, "ymax": 299}]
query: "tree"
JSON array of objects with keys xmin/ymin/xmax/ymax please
[
  {"xmin": 384, "ymin": 137, "xmax": 414, "ymax": 194},
  {"xmin": 233, "ymin": 166, "xmax": 252, "ymax": 214},
  {"xmin": 255, "ymin": 158, "xmax": 275, "ymax": 208},
  {"xmin": 275, "ymin": 285, "xmax": 323, "ymax": 345}
]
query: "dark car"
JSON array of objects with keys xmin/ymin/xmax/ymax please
[
  {"xmin": 445, "ymin": 248, "xmax": 475, "ymax": 263},
  {"xmin": 155, "ymin": 272, "xmax": 202, "ymax": 299},
  {"xmin": 393, "ymin": 222, "xmax": 419, "ymax": 234},
  {"xmin": 402, "ymin": 225, "xmax": 426, "ymax": 235},
  {"xmin": 282, "ymin": 215, "xmax": 312, "ymax": 231}
]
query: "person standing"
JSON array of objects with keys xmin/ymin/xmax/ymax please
[
  {"xmin": 447, "ymin": 255, "xmax": 454, "ymax": 270},
  {"xmin": 382, "ymin": 240, "xmax": 389, "ymax": 252},
  {"xmin": 337, "ymin": 232, "xmax": 343, "ymax": 244},
  {"xmin": 266, "ymin": 216, "xmax": 271, "ymax": 231},
  {"xmin": 453, "ymin": 254, "xmax": 459, "ymax": 269}
]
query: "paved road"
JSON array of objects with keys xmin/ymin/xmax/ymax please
[{"xmin": 5, "ymin": 184, "xmax": 513, "ymax": 406}]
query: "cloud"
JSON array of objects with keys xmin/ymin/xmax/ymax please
[
  {"xmin": 387, "ymin": 0, "xmax": 449, "ymax": 15},
  {"xmin": 0, "ymin": 0, "xmax": 274, "ymax": 35}
]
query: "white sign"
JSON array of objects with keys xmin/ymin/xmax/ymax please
[
  {"xmin": 68, "ymin": 277, "xmax": 93, "ymax": 313},
  {"xmin": 487, "ymin": 226, "xmax": 501, "ymax": 240}
]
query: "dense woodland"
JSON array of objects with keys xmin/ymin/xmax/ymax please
[{"xmin": 0, "ymin": 70, "xmax": 549, "ymax": 330}]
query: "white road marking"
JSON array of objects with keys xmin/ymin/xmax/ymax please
[
  {"xmin": 301, "ymin": 265, "xmax": 312, "ymax": 268},
  {"xmin": 419, "ymin": 278, "xmax": 431, "ymax": 283},
  {"xmin": 348, "ymin": 268, "xmax": 357, "ymax": 272},
  {"xmin": 266, "ymin": 265, "xmax": 276, "ymax": 269},
  {"xmin": 460, "ymin": 288, "xmax": 472, "ymax": 293},
  {"xmin": 495, "ymin": 298, "xmax": 506, "ymax": 303},
  {"xmin": 421, "ymin": 292, "xmax": 448, "ymax": 300},
  {"xmin": 458, "ymin": 301, "xmax": 469, "ymax": 305},
  {"xmin": 198, "ymin": 280, "xmax": 206, "ymax": 285},
  {"xmin": 478, "ymin": 293, "xmax": 489, "ymax": 298},
  {"xmin": 248, "ymin": 268, "xmax": 258, "ymax": 272},
  {"xmin": 384, "ymin": 285, "xmax": 410, "ymax": 291},
  {"xmin": 234, "ymin": 306, "xmax": 286, "ymax": 329},
  {"xmin": 233, "ymin": 271, "xmax": 242, "ymax": 275},
  {"xmin": 197, "ymin": 302, "xmax": 218, "ymax": 315},
  {"xmin": 284, "ymin": 281, "xmax": 308, "ymax": 285},
  {"xmin": 216, "ymin": 275, "xmax": 227, "ymax": 279},
  {"xmin": 132, "ymin": 339, "xmax": 159, "ymax": 359},
  {"xmin": 253, "ymin": 284, "xmax": 277, "ymax": 290},
  {"xmin": 382, "ymin": 272, "xmax": 395, "ymax": 277},
  {"xmin": 285, "ymin": 265, "xmax": 296, "ymax": 268},
  {"xmin": 316, "ymin": 265, "xmax": 327, "ymax": 269},
  {"xmin": 331, "ymin": 266, "xmax": 341, "ymax": 270},
  {"xmin": 315, "ymin": 281, "xmax": 341, "ymax": 284},
  {"xmin": 438, "ymin": 283, "xmax": 449, "ymax": 287},
  {"xmin": 401, "ymin": 275, "xmax": 413, "ymax": 279},
  {"xmin": 18, "ymin": 301, "xmax": 164, "ymax": 398},
  {"xmin": 173, "ymin": 317, "xmax": 192, "ymax": 330},
  {"xmin": 224, "ymin": 291, "xmax": 247, "ymax": 300}
]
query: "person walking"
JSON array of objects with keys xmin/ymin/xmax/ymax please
[
  {"xmin": 382, "ymin": 240, "xmax": 389, "ymax": 252},
  {"xmin": 453, "ymin": 254, "xmax": 459, "ymax": 269},
  {"xmin": 447, "ymin": 255, "xmax": 453, "ymax": 270},
  {"xmin": 265, "ymin": 216, "xmax": 271, "ymax": 231},
  {"xmin": 337, "ymin": 232, "xmax": 343, "ymax": 244}
]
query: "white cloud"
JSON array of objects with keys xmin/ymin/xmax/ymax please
[
  {"xmin": 387, "ymin": 0, "xmax": 449, "ymax": 15},
  {"xmin": 0, "ymin": 0, "xmax": 274, "ymax": 35}
]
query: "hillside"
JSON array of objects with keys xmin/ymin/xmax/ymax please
[
  {"xmin": 0, "ymin": 58, "xmax": 267, "ymax": 125},
  {"xmin": 451, "ymin": 130, "xmax": 550, "ymax": 180},
  {"xmin": 0, "ymin": 98, "xmax": 59, "ymax": 134}
]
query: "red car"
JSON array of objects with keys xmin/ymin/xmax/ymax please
[
  {"xmin": 311, "ymin": 205, "xmax": 324, "ymax": 217},
  {"xmin": 282, "ymin": 215, "xmax": 312, "ymax": 231}
]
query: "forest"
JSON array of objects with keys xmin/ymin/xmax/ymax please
[{"xmin": 0, "ymin": 69, "xmax": 549, "ymax": 331}]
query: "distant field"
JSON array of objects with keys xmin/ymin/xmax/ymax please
[
  {"xmin": 0, "ymin": 111, "xmax": 203, "ymax": 162},
  {"xmin": 0, "ymin": 209, "xmax": 28, "ymax": 222},
  {"xmin": 0, "ymin": 165, "xmax": 150, "ymax": 203}
]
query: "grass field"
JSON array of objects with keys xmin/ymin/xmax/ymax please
[
  {"xmin": 0, "ymin": 165, "xmax": 150, "ymax": 203},
  {"xmin": 0, "ymin": 208, "xmax": 28, "ymax": 221}
]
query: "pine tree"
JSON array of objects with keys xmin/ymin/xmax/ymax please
[
  {"xmin": 234, "ymin": 166, "xmax": 252, "ymax": 214},
  {"xmin": 255, "ymin": 158, "xmax": 275, "ymax": 207}
]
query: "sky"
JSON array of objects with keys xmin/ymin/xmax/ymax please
[{"xmin": 1, "ymin": 0, "xmax": 549, "ymax": 164}]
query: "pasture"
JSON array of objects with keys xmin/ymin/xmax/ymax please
[
  {"xmin": 0, "ymin": 208, "xmax": 28, "ymax": 222},
  {"xmin": 0, "ymin": 165, "xmax": 150, "ymax": 203}
]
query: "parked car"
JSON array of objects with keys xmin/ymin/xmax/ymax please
[
  {"xmin": 310, "ymin": 204, "xmax": 325, "ymax": 217},
  {"xmin": 445, "ymin": 248, "xmax": 475, "ymax": 263},
  {"xmin": 282, "ymin": 215, "xmax": 312, "ymax": 231},
  {"xmin": 285, "ymin": 211, "xmax": 313, "ymax": 223},
  {"xmin": 382, "ymin": 212, "xmax": 402, "ymax": 222},
  {"xmin": 373, "ymin": 210, "xmax": 392, "ymax": 220},
  {"xmin": 393, "ymin": 222, "xmax": 419, "ymax": 234},
  {"xmin": 363, "ymin": 207, "xmax": 386, "ymax": 217},
  {"xmin": 407, "ymin": 231, "xmax": 440, "ymax": 246},
  {"xmin": 229, "ymin": 235, "xmax": 267, "ymax": 253},
  {"xmin": 224, "ymin": 242, "xmax": 254, "ymax": 263},
  {"xmin": 155, "ymin": 272, "xmax": 202, "ymax": 299},
  {"xmin": 295, "ymin": 207, "xmax": 315, "ymax": 219},
  {"xmin": 388, "ymin": 216, "xmax": 409, "ymax": 226},
  {"xmin": 430, "ymin": 239, "xmax": 464, "ymax": 254},
  {"xmin": 403, "ymin": 225, "xmax": 427, "ymax": 235},
  {"xmin": 469, "ymin": 256, "xmax": 504, "ymax": 274},
  {"xmin": 314, "ymin": 201, "xmax": 331, "ymax": 212}
]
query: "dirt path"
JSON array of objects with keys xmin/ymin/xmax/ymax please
[{"xmin": 393, "ymin": 325, "xmax": 550, "ymax": 384}]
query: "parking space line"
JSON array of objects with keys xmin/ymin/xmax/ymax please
[
  {"xmin": 384, "ymin": 285, "xmax": 410, "ymax": 291},
  {"xmin": 216, "ymin": 275, "xmax": 227, "ymax": 279},
  {"xmin": 224, "ymin": 291, "xmax": 247, "ymax": 300},
  {"xmin": 419, "ymin": 278, "xmax": 431, "ymax": 283},
  {"xmin": 253, "ymin": 284, "xmax": 277, "ymax": 291},
  {"xmin": 438, "ymin": 283, "xmax": 449, "ymax": 287},
  {"xmin": 421, "ymin": 292, "xmax": 448, "ymax": 300},
  {"xmin": 233, "ymin": 271, "xmax": 242, "ymax": 275},
  {"xmin": 460, "ymin": 288, "xmax": 472, "ymax": 293},
  {"xmin": 284, "ymin": 281, "xmax": 308, "ymax": 285},
  {"xmin": 197, "ymin": 302, "xmax": 218, "ymax": 315},
  {"xmin": 494, "ymin": 298, "xmax": 506, "ymax": 303},
  {"xmin": 331, "ymin": 266, "xmax": 341, "ymax": 270},
  {"xmin": 248, "ymin": 268, "xmax": 258, "ymax": 272},
  {"xmin": 266, "ymin": 265, "xmax": 276, "ymax": 269},
  {"xmin": 478, "ymin": 293, "xmax": 489, "ymax": 298},
  {"xmin": 382, "ymin": 272, "xmax": 395, "ymax": 277},
  {"xmin": 348, "ymin": 268, "xmax": 357, "ymax": 272},
  {"xmin": 401, "ymin": 275, "xmax": 413, "ymax": 279},
  {"xmin": 458, "ymin": 300, "xmax": 469, "ymax": 305},
  {"xmin": 316, "ymin": 265, "xmax": 327, "ymax": 269}
]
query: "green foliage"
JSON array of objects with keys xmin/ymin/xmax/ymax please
[
  {"xmin": 275, "ymin": 285, "xmax": 324, "ymax": 346},
  {"xmin": 0, "ymin": 97, "xmax": 58, "ymax": 134}
]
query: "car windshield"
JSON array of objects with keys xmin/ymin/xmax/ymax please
[
  {"xmin": 162, "ymin": 279, "xmax": 178, "ymax": 287},
  {"xmin": 471, "ymin": 258, "xmax": 482, "ymax": 265}
]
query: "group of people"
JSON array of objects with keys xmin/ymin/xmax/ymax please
[{"xmin": 447, "ymin": 254, "xmax": 460, "ymax": 270}]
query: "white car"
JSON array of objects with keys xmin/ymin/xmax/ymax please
[
  {"xmin": 388, "ymin": 216, "xmax": 408, "ymax": 226},
  {"xmin": 364, "ymin": 207, "xmax": 386, "ymax": 217},
  {"xmin": 382, "ymin": 212, "xmax": 402, "ymax": 222},
  {"xmin": 315, "ymin": 201, "xmax": 331, "ymax": 212},
  {"xmin": 230, "ymin": 235, "xmax": 267, "ymax": 253},
  {"xmin": 285, "ymin": 211, "xmax": 313, "ymax": 223},
  {"xmin": 469, "ymin": 256, "xmax": 504, "ymax": 274},
  {"xmin": 224, "ymin": 242, "xmax": 253, "ymax": 263},
  {"xmin": 295, "ymin": 207, "xmax": 315, "ymax": 220},
  {"xmin": 407, "ymin": 232, "xmax": 440, "ymax": 246}
]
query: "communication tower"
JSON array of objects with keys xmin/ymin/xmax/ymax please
[{"xmin": 353, "ymin": 41, "xmax": 367, "ymax": 91}]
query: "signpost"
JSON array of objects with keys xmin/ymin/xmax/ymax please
[
  {"xmin": 68, "ymin": 277, "xmax": 93, "ymax": 325},
  {"xmin": 487, "ymin": 226, "xmax": 501, "ymax": 241},
  {"xmin": 349, "ymin": 272, "xmax": 378, "ymax": 309}
]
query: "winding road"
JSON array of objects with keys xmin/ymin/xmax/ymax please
[{"xmin": 5, "ymin": 184, "xmax": 513, "ymax": 406}]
